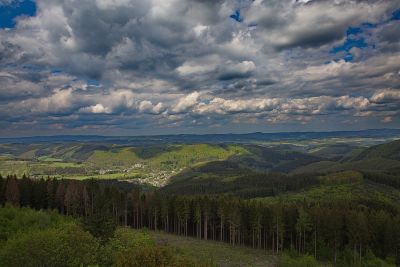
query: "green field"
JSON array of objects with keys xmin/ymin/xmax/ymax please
[{"xmin": 0, "ymin": 143, "xmax": 251, "ymax": 185}]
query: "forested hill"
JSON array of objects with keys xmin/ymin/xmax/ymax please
[
  {"xmin": 351, "ymin": 139, "xmax": 400, "ymax": 161},
  {"xmin": 1, "ymin": 128, "xmax": 399, "ymax": 144}
]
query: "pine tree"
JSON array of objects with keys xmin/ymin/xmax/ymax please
[
  {"xmin": 64, "ymin": 181, "xmax": 82, "ymax": 216},
  {"xmin": 296, "ymin": 208, "xmax": 312, "ymax": 253},
  {"xmin": 55, "ymin": 180, "xmax": 66, "ymax": 214},
  {"xmin": 5, "ymin": 177, "xmax": 20, "ymax": 206}
]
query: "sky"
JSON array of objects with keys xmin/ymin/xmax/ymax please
[{"xmin": 0, "ymin": 0, "xmax": 399, "ymax": 136}]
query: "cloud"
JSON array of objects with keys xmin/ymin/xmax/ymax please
[
  {"xmin": 82, "ymin": 104, "xmax": 112, "ymax": 114},
  {"xmin": 139, "ymin": 100, "xmax": 165, "ymax": 115},
  {"xmin": 218, "ymin": 60, "xmax": 256, "ymax": 80},
  {"xmin": 172, "ymin": 91, "xmax": 201, "ymax": 113},
  {"xmin": 176, "ymin": 55, "xmax": 219, "ymax": 76},
  {"xmin": 0, "ymin": 0, "xmax": 399, "ymax": 135},
  {"xmin": 172, "ymin": 92, "xmax": 377, "ymax": 118},
  {"xmin": 0, "ymin": 0, "xmax": 18, "ymax": 5},
  {"xmin": 19, "ymin": 88, "xmax": 76, "ymax": 115},
  {"xmin": 371, "ymin": 89, "xmax": 400, "ymax": 103},
  {"xmin": 246, "ymin": 0, "xmax": 396, "ymax": 50},
  {"xmin": 382, "ymin": 116, "xmax": 392, "ymax": 123},
  {"xmin": 195, "ymin": 97, "xmax": 279, "ymax": 115}
]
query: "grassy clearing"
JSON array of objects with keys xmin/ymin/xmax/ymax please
[
  {"xmin": 0, "ymin": 160, "xmax": 30, "ymax": 176},
  {"xmin": 149, "ymin": 230, "xmax": 276, "ymax": 267},
  {"xmin": 67, "ymin": 172, "xmax": 142, "ymax": 180},
  {"xmin": 38, "ymin": 156, "xmax": 63, "ymax": 162},
  {"xmin": 87, "ymin": 148, "xmax": 140, "ymax": 168}
]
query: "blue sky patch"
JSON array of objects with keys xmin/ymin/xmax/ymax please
[
  {"xmin": 51, "ymin": 68, "xmax": 64, "ymax": 74},
  {"xmin": 331, "ymin": 23, "xmax": 373, "ymax": 62},
  {"xmin": 346, "ymin": 27, "xmax": 362, "ymax": 36},
  {"xmin": 0, "ymin": 0, "xmax": 36, "ymax": 29},
  {"xmin": 331, "ymin": 30, "xmax": 368, "ymax": 62},
  {"xmin": 331, "ymin": 36, "xmax": 367, "ymax": 54},
  {"xmin": 230, "ymin": 10, "xmax": 243, "ymax": 22},
  {"xmin": 329, "ymin": 7, "xmax": 400, "ymax": 62},
  {"xmin": 390, "ymin": 9, "xmax": 400, "ymax": 21},
  {"xmin": 87, "ymin": 79, "xmax": 101, "ymax": 86}
]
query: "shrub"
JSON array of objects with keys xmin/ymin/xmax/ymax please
[
  {"xmin": 0, "ymin": 223, "xmax": 99, "ymax": 267},
  {"xmin": 100, "ymin": 228, "xmax": 155, "ymax": 266},
  {"xmin": 279, "ymin": 253, "xmax": 319, "ymax": 267},
  {"xmin": 113, "ymin": 245, "xmax": 204, "ymax": 267}
]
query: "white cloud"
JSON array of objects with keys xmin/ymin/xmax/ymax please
[
  {"xmin": 371, "ymin": 89, "xmax": 400, "ymax": 103},
  {"xmin": 382, "ymin": 116, "xmax": 392, "ymax": 123},
  {"xmin": 139, "ymin": 100, "xmax": 165, "ymax": 114},
  {"xmin": 172, "ymin": 91, "xmax": 201, "ymax": 113},
  {"xmin": 83, "ymin": 104, "xmax": 112, "ymax": 114},
  {"xmin": 195, "ymin": 97, "xmax": 279, "ymax": 115},
  {"xmin": 218, "ymin": 60, "xmax": 256, "ymax": 80}
]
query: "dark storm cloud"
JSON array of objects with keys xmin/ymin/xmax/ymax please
[
  {"xmin": 0, "ymin": 0, "xmax": 399, "ymax": 135},
  {"xmin": 378, "ymin": 22, "xmax": 400, "ymax": 44},
  {"xmin": 274, "ymin": 27, "xmax": 345, "ymax": 50}
]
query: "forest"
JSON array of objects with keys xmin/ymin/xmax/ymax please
[{"xmin": 0, "ymin": 174, "xmax": 398, "ymax": 266}]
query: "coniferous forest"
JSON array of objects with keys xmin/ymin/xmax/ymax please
[{"xmin": 1, "ymin": 171, "xmax": 400, "ymax": 266}]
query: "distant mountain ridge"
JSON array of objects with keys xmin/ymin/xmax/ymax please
[{"xmin": 1, "ymin": 128, "xmax": 400, "ymax": 144}]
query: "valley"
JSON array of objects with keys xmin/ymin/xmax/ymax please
[{"xmin": 1, "ymin": 130, "xmax": 399, "ymax": 188}]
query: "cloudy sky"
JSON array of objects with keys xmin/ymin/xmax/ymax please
[{"xmin": 0, "ymin": 0, "xmax": 399, "ymax": 136}]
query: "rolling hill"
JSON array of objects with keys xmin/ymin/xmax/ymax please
[{"xmin": 0, "ymin": 133, "xmax": 399, "ymax": 189}]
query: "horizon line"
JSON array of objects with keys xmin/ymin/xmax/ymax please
[{"xmin": 1, "ymin": 128, "xmax": 399, "ymax": 139}]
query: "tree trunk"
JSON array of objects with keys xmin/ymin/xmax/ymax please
[
  {"xmin": 204, "ymin": 215, "xmax": 208, "ymax": 240},
  {"xmin": 314, "ymin": 230, "xmax": 317, "ymax": 259},
  {"xmin": 276, "ymin": 219, "xmax": 279, "ymax": 253},
  {"xmin": 220, "ymin": 219, "xmax": 224, "ymax": 241},
  {"xmin": 272, "ymin": 232, "xmax": 275, "ymax": 254},
  {"xmin": 124, "ymin": 199, "xmax": 127, "ymax": 227}
]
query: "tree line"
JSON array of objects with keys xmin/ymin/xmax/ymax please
[{"xmin": 0, "ymin": 174, "xmax": 399, "ymax": 266}]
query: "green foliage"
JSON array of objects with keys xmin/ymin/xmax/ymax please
[
  {"xmin": 320, "ymin": 171, "xmax": 363, "ymax": 185},
  {"xmin": 82, "ymin": 211, "xmax": 117, "ymax": 243},
  {"xmin": 0, "ymin": 205, "xmax": 211, "ymax": 267},
  {"xmin": 0, "ymin": 204, "xmax": 67, "ymax": 242},
  {"xmin": 278, "ymin": 253, "xmax": 320, "ymax": 267},
  {"xmin": 365, "ymin": 257, "xmax": 395, "ymax": 267},
  {"xmin": 0, "ymin": 224, "xmax": 99, "ymax": 267},
  {"xmin": 0, "ymin": 208, "xmax": 99, "ymax": 267},
  {"xmin": 113, "ymin": 245, "xmax": 173, "ymax": 267},
  {"xmin": 108, "ymin": 228, "xmax": 155, "ymax": 250},
  {"xmin": 261, "ymin": 179, "xmax": 400, "ymax": 214},
  {"xmin": 100, "ymin": 228, "xmax": 155, "ymax": 266},
  {"xmin": 113, "ymin": 245, "xmax": 206, "ymax": 267},
  {"xmin": 353, "ymin": 140, "xmax": 400, "ymax": 161},
  {"xmin": 164, "ymin": 163, "xmax": 320, "ymax": 198}
]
